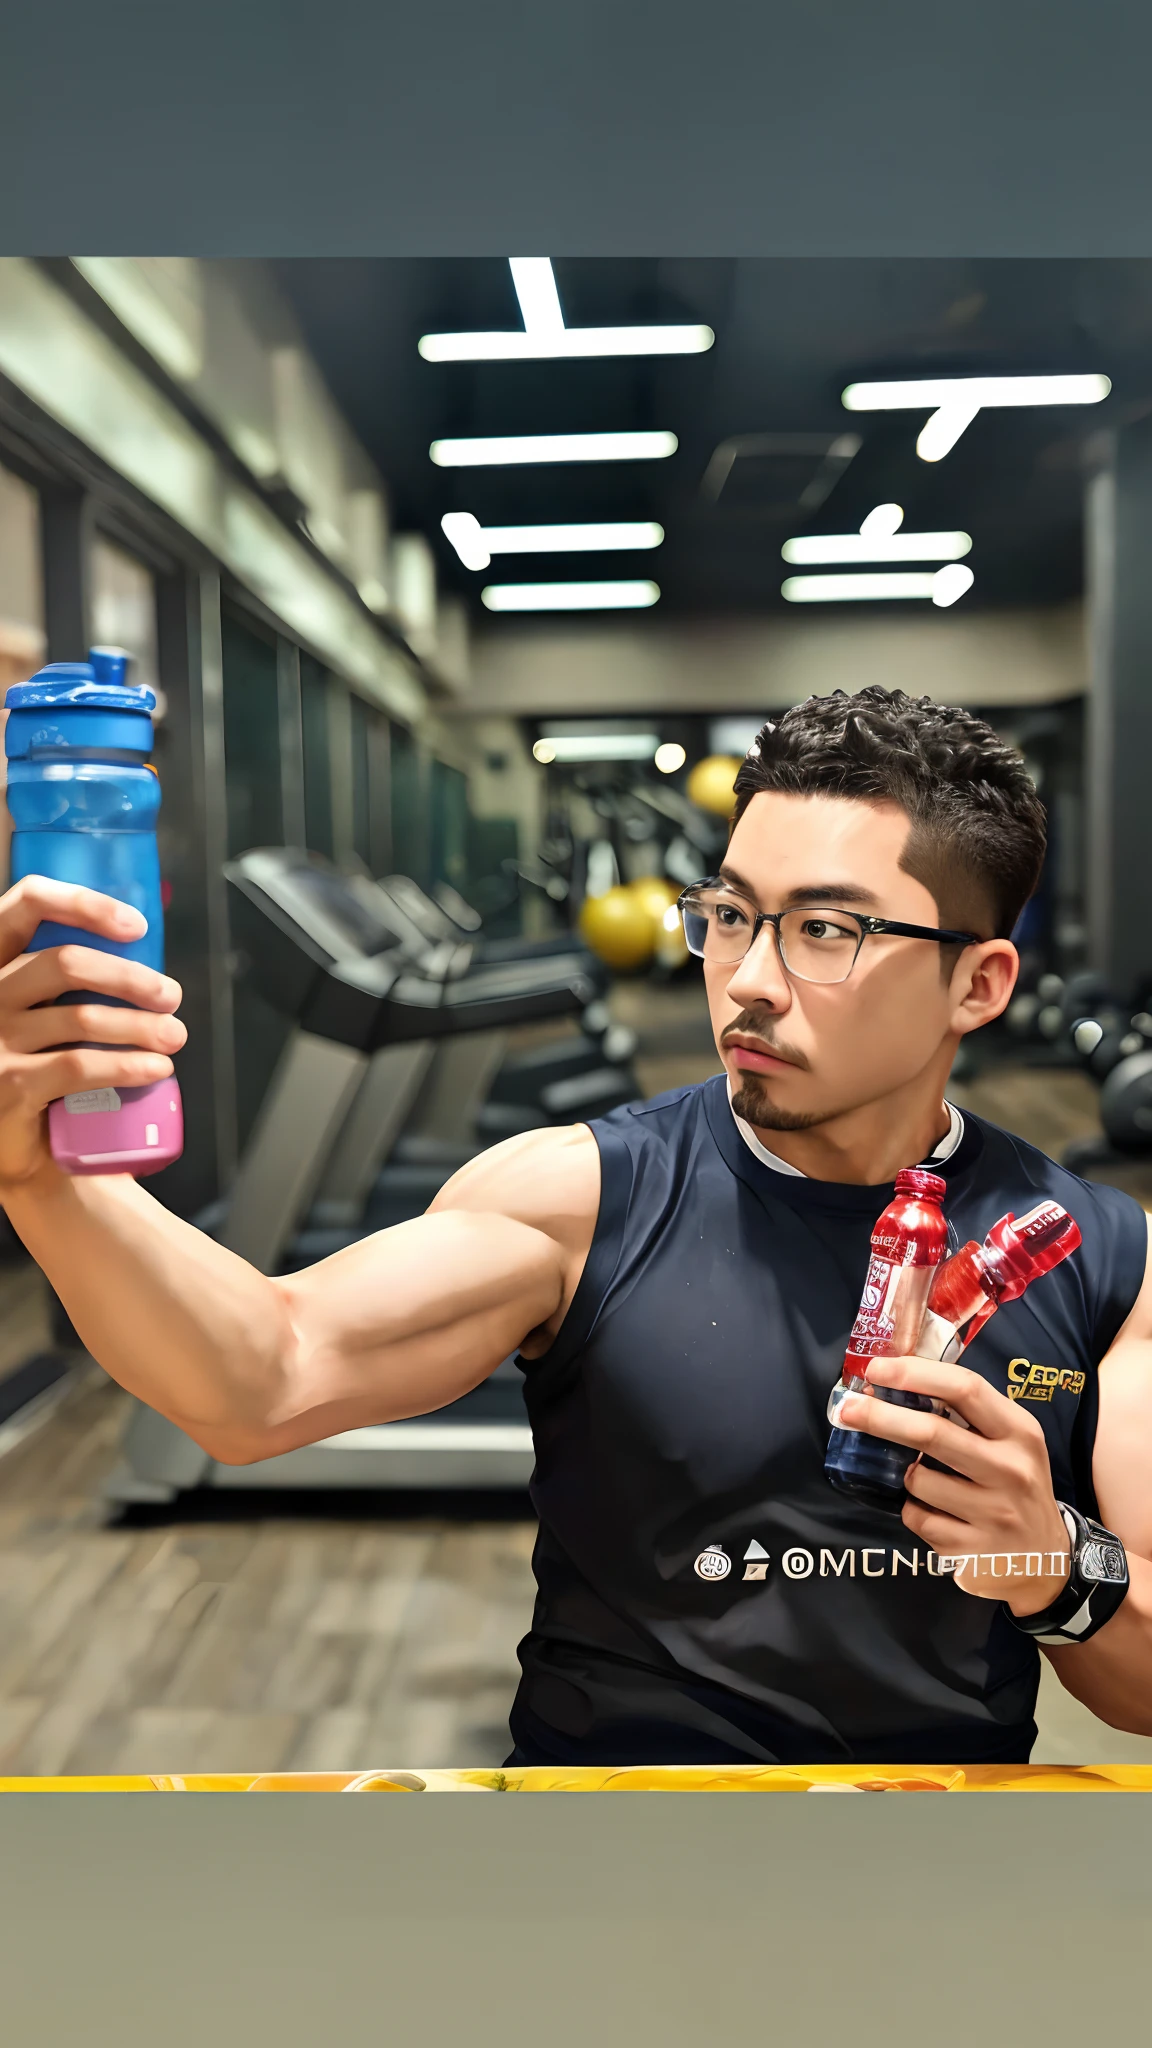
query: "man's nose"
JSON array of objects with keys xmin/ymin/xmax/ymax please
[{"xmin": 725, "ymin": 922, "xmax": 793, "ymax": 1011}]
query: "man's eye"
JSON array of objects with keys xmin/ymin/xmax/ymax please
[
  {"xmin": 714, "ymin": 903, "xmax": 749, "ymax": 928},
  {"xmin": 800, "ymin": 918, "xmax": 851, "ymax": 941}
]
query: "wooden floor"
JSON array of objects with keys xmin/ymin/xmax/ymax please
[
  {"xmin": 1, "ymin": 986, "xmax": 1151, "ymax": 1774},
  {"xmin": 0, "ymin": 1370, "xmax": 537, "ymax": 1774}
]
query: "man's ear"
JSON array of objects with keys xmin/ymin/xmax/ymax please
[{"xmin": 951, "ymin": 940, "xmax": 1019, "ymax": 1036}]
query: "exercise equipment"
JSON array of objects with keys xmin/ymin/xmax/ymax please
[
  {"xmin": 624, "ymin": 875, "xmax": 688, "ymax": 970},
  {"xmin": 578, "ymin": 884, "xmax": 659, "ymax": 971},
  {"xmin": 1063, "ymin": 1010, "xmax": 1152, "ymax": 1170},
  {"xmin": 1059, "ymin": 972, "xmax": 1152, "ymax": 1169},
  {"xmin": 1065, "ymin": 1044, "xmax": 1152, "ymax": 1170},
  {"xmin": 1069, "ymin": 1005, "xmax": 1149, "ymax": 1084},
  {"xmin": 627, "ymin": 874, "xmax": 678, "ymax": 927},
  {"xmin": 1004, "ymin": 970, "xmax": 1067, "ymax": 1049},
  {"xmin": 348, "ymin": 870, "xmax": 642, "ymax": 1141},
  {"xmin": 527, "ymin": 757, "xmax": 727, "ymax": 930},
  {"xmin": 105, "ymin": 848, "xmax": 598, "ymax": 1503},
  {"xmin": 686, "ymin": 753, "xmax": 741, "ymax": 818}
]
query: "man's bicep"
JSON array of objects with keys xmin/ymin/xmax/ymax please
[
  {"xmin": 1105, "ymin": 1211, "xmax": 1152, "ymax": 1346},
  {"xmin": 428, "ymin": 1122, "xmax": 602, "ymax": 1351},
  {"xmin": 1090, "ymin": 1215, "xmax": 1152, "ymax": 1552},
  {"xmin": 1094, "ymin": 1217, "xmax": 1152, "ymax": 1555},
  {"xmin": 259, "ymin": 1206, "xmax": 567, "ymax": 1451},
  {"xmin": 429, "ymin": 1123, "xmax": 601, "ymax": 1260}
]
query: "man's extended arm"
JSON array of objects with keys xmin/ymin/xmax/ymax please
[
  {"xmin": 2, "ymin": 1131, "xmax": 596, "ymax": 1462},
  {"xmin": 0, "ymin": 878, "xmax": 598, "ymax": 1464}
]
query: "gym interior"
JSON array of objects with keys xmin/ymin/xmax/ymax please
[{"xmin": 1, "ymin": 254, "xmax": 1151, "ymax": 1776}]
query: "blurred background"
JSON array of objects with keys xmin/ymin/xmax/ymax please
[{"xmin": 1, "ymin": 254, "xmax": 1151, "ymax": 1774}]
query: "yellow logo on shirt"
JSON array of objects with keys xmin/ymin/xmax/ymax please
[{"xmin": 1006, "ymin": 1358, "xmax": 1085, "ymax": 1403}]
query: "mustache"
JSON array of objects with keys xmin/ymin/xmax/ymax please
[{"xmin": 721, "ymin": 1010, "xmax": 811, "ymax": 1072}]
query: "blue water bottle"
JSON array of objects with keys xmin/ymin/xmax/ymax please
[{"xmin": 4, "ymin": 648, "xmax": 184, "ymax": 1176}]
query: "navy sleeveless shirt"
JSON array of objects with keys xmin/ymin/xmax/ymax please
[{"xmin": 510, "ymin": 1076, "xmax": 1147, "ymax": 1766}]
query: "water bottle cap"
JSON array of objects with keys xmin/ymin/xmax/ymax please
[
  {"xmin": 89, "ymin": 646, "xmax": 131, "ymax": 688},
  {"xmin": 4, "ymin": 657, "xmax": 155, "ymax": 715},
  {"xmin": 894, "ymin": 1168, "xmax": 947, "ymax": 1200},
  {"xmin": 982, "ymin": 1203, "xmax": 1081, "ymax": 1293}
]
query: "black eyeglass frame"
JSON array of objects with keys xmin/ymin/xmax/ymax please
[{"xmin": 677, "ymin": 882, "xmax": 982, "ymax": 979}]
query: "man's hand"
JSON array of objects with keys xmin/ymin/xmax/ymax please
[
  {"xmin": 839, "ymin": 1357, "xmax": 1071, "ymax": 1614},
  {"xmin": 0, "ymin": 878, "xmax": 185, "ymax": 1188}
]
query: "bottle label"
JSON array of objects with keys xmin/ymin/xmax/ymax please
[
  {"xmin": 845, "ymin": 1253, "xmax": 935, "ymax": 1365},
  {"xmin": 63, "ymin": 1088, "xmax": 122, "ymax": 1115},
  {"xmin": 916, "ymin": 1308, "xmax": 965, "ymax": 1365}
]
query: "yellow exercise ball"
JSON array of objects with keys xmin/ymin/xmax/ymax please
[
  {"xmin": 686, "ymin": 753, "xmax": 742, "ymax": 818},
  {"xmin": 627, "ymin": 875, "xmax": 680, "ymax": 926},
  {"xmin": 627, "ymin": 876, "xmax": 690, "ymax": 971},
  {"xmin": 578, "ymin": 885, "xmax": 658, "ymax": 972}
]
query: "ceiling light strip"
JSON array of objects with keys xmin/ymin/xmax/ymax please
[
  {"xmin": 782, "ymin": 567, "xmax": 973, "ymax": 608},
  {"xmin": 419, "ymin": 327, "xmax": 714, "ymax": 361},
  {"xmin": 782, "ymin": 531, "xmax": 972, "ymax": 565},
  {"xmin": 534, "ymin": 734, "xmax": 660, "ymax": 762},
  {"xmin": 431, "ymin": 432, "xmax": 678, "ymax": 467},
  {"xmin": 492, "ymin": 521, "xmax": 665, "ymax": 553},
  {"xmin": 842, "ymin": 374, "xmax": 1111, "ymax": 411},
  {"xmin": 481, "ymin": 581, "xmax": 661, "ymax": 611}
]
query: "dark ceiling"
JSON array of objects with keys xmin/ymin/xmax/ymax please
[{"xmin": 270, "ymin": 258, "xmax": 1152, "ymax": 620}]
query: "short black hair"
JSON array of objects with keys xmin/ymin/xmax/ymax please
[{"xmin": 731, "ymin": 687, "xmax": 1046, "ymax": 941}]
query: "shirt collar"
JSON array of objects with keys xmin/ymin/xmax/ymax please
[{"xmin": 728, "ymin": 1081, "xmax": 964, "ymax": 1179}]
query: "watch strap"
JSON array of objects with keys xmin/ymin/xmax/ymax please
[{"xmin": 1006, "ymin": 1503, "xmax": 1129, "ymax": 1646}]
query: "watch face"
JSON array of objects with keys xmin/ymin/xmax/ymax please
[{"xmin": 1081, "ymin": 1539, "xmax": 1127, "ymax": 1584}]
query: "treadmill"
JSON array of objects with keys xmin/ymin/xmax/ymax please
[
  {"xmin": 104, "ymin": 847, "xmax": 595, "ymax": 1505},
  {"xmin": 284, "ymin": 863, "xmax": 639, "ymax": 1261},
  {"xmin": 360, "ymin": 872, "xmax": 643, "ymax": 1143}
]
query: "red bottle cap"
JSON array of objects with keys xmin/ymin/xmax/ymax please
[
  {"xmin": 894, "ymin": 1169, "xmax": 947, "ymax": 1200},
  {"xmin": 982, "ymin": 1202, "xmax": 1081, "ymax": 1294}
]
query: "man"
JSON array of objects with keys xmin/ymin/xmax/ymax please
[{"xmin": 1, "ymin": 686, "xmax": 1150, "ymax": 1764}]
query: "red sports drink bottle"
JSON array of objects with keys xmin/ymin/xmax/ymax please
[
  {"xmin": 917, "ymin": 1202, "xmax": 1082, "ymax": 1363},
  {"xmin": 824, "ymin": 1168, "xmax": 948, "ymax": 1512},
  {"xmin": 910, "ymin": 1200, "xmax": 1083, "ymax": 1480},
  {"xmin": 826, "ymin": 1192, "xmax": 1083, "ymax": 1513}
]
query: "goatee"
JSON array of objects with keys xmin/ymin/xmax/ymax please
[{"xmin": 730, "ymin": 1077, "xmax": 820, "ymax": 1133}]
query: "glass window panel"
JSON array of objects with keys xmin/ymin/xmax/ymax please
[
  {"xmin": 0, "ymin": 462, "xmax": 44, "ymax": 690},
  {"xmin": 221, "ymin": 609, "xmax": 289, "ymax": 1150},
  {"xmin": 390, "ymin": 722, "xmax": 427, "ymax": 886},
  {"xmin": 91, "ymin": 535, "xmax": 160, "ymax": 698},
  {"xmin": 351, "ymin": 694, "xmax": 371, "ymax": 868},
  {"xmin": 0, "ymin": 462, "xmax": 45, "ymax": 888},
  {"xmin": 430, "ymin": 759, "xmax": 469, "ymax": 892},
  {"xmin": 301, "ymin": 653, "xmax": 333, "ymax": 859},
  {"xmin": 221, "ymin": 609, "xmax": 282, "ymax": 858}
]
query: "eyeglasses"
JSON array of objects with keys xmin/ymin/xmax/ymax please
[{"xmin": 677, "ymin": 883, "xmax": 980, "ymax": 985}]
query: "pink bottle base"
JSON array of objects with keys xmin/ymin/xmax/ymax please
[{"xmin": 49, "ymin": 1080, "xmax": 184, "ymax": 1177}]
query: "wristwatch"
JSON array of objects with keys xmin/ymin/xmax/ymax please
[{"xmin": 1006, "ymin": 1502, "xmax": 1129, "ymax": 1646}]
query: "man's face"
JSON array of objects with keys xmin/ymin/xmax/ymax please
[{"xmin": 706, "ymin": 791, "xmax": 996, "ymax": 1132}]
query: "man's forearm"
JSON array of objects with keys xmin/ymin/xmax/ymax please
[
  {"xmin": 1044, "ymin": 1552, "xmax": 1152, "ymax": 1736},
  {"xmin": 1, "ymin": 1165, "xmax": 296, "ymax": 1452}
]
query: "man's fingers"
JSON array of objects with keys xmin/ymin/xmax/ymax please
[
  {"xmin": 903, "ymin": 1457, "xmax": 979, "ymax": 1517},
  {"xmin": 0, "ymin": 878, "xmax": 146, "ymax": 970},
  {"xmin": 7, "ymin": 1003, "xmax": 187, "ymax": 1056},
  {"xmin": 865, "ymin": 1355, "xmax": 1017, "ymax": 1437},
  {"xmin": 839, "ymin": 1391, "xmax": 997, "ymax": 1482},
  {"xmin": 0, "ymin": 945, "xmax": 182, "ymax": 1016},
  {"xmin": 10, "ymin": 1047, "xmax": 175, "ymax": 1113},
  {"xmin": 900, "ymin": 1500, "xmax": 981, "ymax": 1557}
]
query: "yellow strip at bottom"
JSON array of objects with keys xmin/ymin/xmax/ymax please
[{"xmin": 1, "ymin": 1765, "xmax": 1151, "ymax": 1793}]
